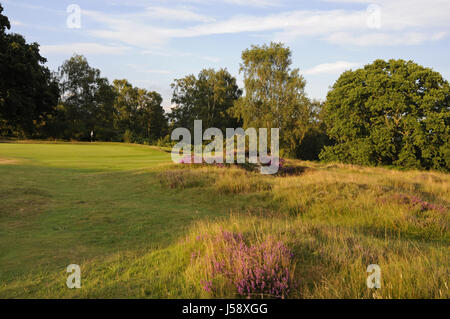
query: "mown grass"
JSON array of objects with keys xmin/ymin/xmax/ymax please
[{"xmin": 0, "ymin": 142, "xmax": 448, "ymax": 298}]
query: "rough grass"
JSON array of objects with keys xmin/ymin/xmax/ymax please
[{"xmin": 0, "ymin": 142, "xmax": 448, "ymax": 298}]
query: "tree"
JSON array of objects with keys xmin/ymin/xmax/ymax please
[
  {"xmin": 113, "ymin": 80, "xmax": 167, "ymax": 142},
  {"xmin": 295, "ymin": 100, "xmax": 333, "ymax": 160},
  {"xmin": 112, "ymin": 79, "xmax": 139, "ymax": 136},
  {"xmin": 231, "ymin": 42, "xmax": 311, "ymax": 156},
  {"xmin": 170, "ymin": 68, "xmax": 242, "ymax": 133},
  {"xmin": 136, "ymin": 89, "xmax": 167, "ymax": 141},
  {"xmin": 56, "ymin": 54, "xmax": 116, "ymax": 140},
  {"xmin": 320, "ymin": 59, "xmax": 450, "ymax": 171},
  {"xmin": 0, "ymin": 4, "xmax": 59, "ymax": 137}
]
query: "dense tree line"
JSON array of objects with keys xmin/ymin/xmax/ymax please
[
  {"xmin": 0, "ymin": 4, "xmax": 58, "ymax": 138},
  {"xmin": 46, "ymin": 54, "xmax": 168, "ymax": 143},
  {"xmin": 0, "ymin": 4, "xmax": 167, "ymax": 143},
  {"xmin": 47, "ymin": 55, "xmax": 168, "ymax": 143},
  {"xmin": 0, "ymin": 4, "xmax": 448, "ymax": 171},
  {"xmin": 169, "ymin": 68, "xmax": 242, "ymax": 133}
]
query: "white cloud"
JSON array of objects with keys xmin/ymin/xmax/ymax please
[
  {"xmin": 10, "ymin": 20, "xmax": 25, "ymax": 27},
  {"xmin": 326, "ymin": 32, "xmax": 447, "ymax": 46},
  {"xmin": 141, "ymin": 6, "xmax": 215, "ymax": 22},
  {"xmin": 303, "ymin": 61, "xmax": 361, "ymax": 75},
  {"xmin": 181, "ymin": 0, "xmax": 278, "ymax": 8},
  {"xmin": 81, "ymin": 0, "xmax": 450, "ymax": 47},
  {"xmin": 140, "ymin": 49, "xmax": 220, "ymax": 63},
  {"xmin": 221, "ymin": 0, "xmax": 278, "ymax": 7},
  {"xmin": 40, "ymin": 43, "xmax": 130, "ymax": 55}
]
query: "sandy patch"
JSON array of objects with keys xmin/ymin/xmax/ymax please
[{"xmin": 0, "ymin": 158, "xmax": 19, "ymax": 165}]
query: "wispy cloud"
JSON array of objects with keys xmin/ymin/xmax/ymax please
[
  {"xmin": 81, "ymin": 0, "xmax": 449, "ymax": 48},
  {"xmin": 40, "ymin": 43, "xmax": 130, "ymax": 55},
  {"xmin": 180, "ymin": 0, "xmax": 279, "ymax": 8},
  {"xmin": 303, "ymin": 61, "xmax": 361, "ymax": 75},
  {"xmin": 10, "ymin": 19, "xmax": 25, "ymax": 27},
  {"xmin": 221, "ymin": 0, "xmax": 278, "ymax": 7},
  {"xmin": 140, "ymin": 49, "xmax": 220, "ymax": 63},
  {"xmin": 140, "ymin": 6, "xmax": 215, "ymax": 22},
  {"xmin": 326, "ymin": 31, "xmax": 447, "ymax": 46}
]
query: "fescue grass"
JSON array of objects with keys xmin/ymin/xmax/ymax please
[{"xmin": 0, "ymin": 142, "xmax": 448, "ymax": 298}]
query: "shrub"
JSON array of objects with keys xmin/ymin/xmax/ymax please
[{"xmin": 194, "ymin": 231, "xmax": 296, "ymax": 298}]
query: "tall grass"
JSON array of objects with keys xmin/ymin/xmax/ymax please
[
  {"xmin": 183, "ymin": 212, "xmax": 448, "ymax": 299},
  {"xmin": 179, "ymin": 162, "xmax": 449, "ymax": 298}
]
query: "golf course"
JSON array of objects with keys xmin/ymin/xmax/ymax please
[{"xmin": 0, "ymin": 141, "xmax": 448, "ymax": 298}]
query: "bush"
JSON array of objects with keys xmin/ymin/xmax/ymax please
[
  {"xmin": 157, "ymin": 135, "xmax": 175, "ymax": 147},
  {"xmin": 194, "ymin": 231, "xmax": 296, "ymax": 298}
]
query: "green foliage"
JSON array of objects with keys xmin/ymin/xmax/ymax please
[
  {"xmin": 113, "ymin": 80, "xmax": 167, "ymax": 143},
  {"xmin": 113, "ymin": 79, "xmax": 139, "ymax": 135},
  {"xmin": 296, "ymin": 124, "xmax": 332, "ymax": 161},
  {"xmin": 0, "ymin": 4, "xmax": 59, "ymax": 137},
  {"xmin": 232, "ymin": 42, "xmax": 311, "ymax": 156},
  {"xmin": 170, "ymin": 68, "xmax": 242, "ymax": 133},
  {"xmin": 156, "ymin": 134, "xmax": 176, "ymax": 147},
  {"xmin": 0, "ymin": 3, "xmax": 10, "ymax": 32},
  {"xmin": 295, "ymin": 100, "xmax": 333, "ymax": 160},
  {"xmin": 54, "ymin": 55, "xmax": 116, "ymax": 140},
  {"xmin": 320, "ymin": 59, "xmax": 450, "ymax": 171},
  {"xmin": 136, "ymin": 89, "xmax": 167, "ymax": 141},
  {"xmin": 122, "ymin": 129, "xmax": 134, "ymax": 143}
]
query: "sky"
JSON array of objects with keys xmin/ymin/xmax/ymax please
[{"xmin": 2, "ymin": 0, "xmax": 450, "ymax": 110}]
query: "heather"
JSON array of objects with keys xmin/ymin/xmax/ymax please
[{"xmin": 191, "ymin": 231, "xmax": 295, "ymax": 298}]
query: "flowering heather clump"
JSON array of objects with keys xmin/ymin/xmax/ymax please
[
  {"xmin": 199, "ymin": 231, "xmax": 295, "ymax": 298},
  {"xmin": 380, "ymin": 193, "xmax": 447, "ymax": 213},
  {"xmin": 260, "ymin": 156, "xmax": 286, "ymax": 168},
  {"xmin": 178, "ymin": 154, "xmax": 204, "ymax": 164},
  {"xmin": 408, "ymin": 195, "xmax": 447, "ymax": 213},
  {"xmin": 261, "ymin": 156, "xmax": 306, "ymax": 176},
  {"xmin": 201, "ymin": 280, "xmax": 213, "ymax": 293},
  {"xmin": 178, "ymin": 153, "xmax": 295, "ymax": 174},
  {"xmin": 178, "ymin": 154, "xmax": 225, "ymax": 168}
]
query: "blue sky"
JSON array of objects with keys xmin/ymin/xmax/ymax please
[{"xmin": 2, "ymin": 0, "xmax": 450, "ymax": 109}]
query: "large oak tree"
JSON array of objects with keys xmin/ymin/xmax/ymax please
[{"xmin": 320, "ymin": 59, "xmax": 449, "ymax": 171}]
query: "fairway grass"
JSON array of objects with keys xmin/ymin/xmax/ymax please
[
  {"xmin": 0, "ymin": 142, "xmax": 448, "ymax": 298},
  {"xmin": 0, "ymin": 142, "xmax": 171, "ymax": 171}
]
